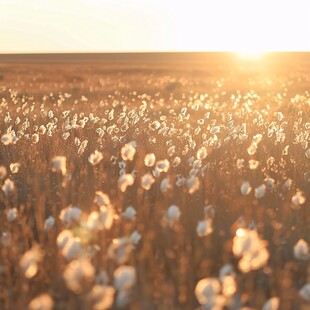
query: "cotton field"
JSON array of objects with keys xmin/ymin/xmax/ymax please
[{"xmin": 0, "ymin": 54, "xmax": 309, "ymax": 309}]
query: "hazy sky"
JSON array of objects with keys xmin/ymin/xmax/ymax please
[{"xmin": 0, "ymin": 0, "xmax": 309, "ymax": 53}]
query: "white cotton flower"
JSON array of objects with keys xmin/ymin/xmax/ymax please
[
  {"xmin": 176, "ymin": 175, "xmax": 185, "ymax": 187},
  {"xmin": 210, "ymin": 126, "xmax": 220, "ymax": 134},
  {"xmin": 247, "ymin": 143, "xmax": 257, "ymax": 156},
  {"xmin": 294, "ymin": 239, "xmax": 309, "ymax": 260},
  {"xmin": 283, "ymin": 178, "xmax": 293, "ymax": 191},
  {"xmin": 219, "ymin": 264, "xmax": 235, "ymax": 281},
  {"xmin": 59, "ymin": 206, "xmax": 81, "ymax": 227},
  {"xmin": 141, "ymin": 173, "xmax": 155, "ymax": 190},
  {"xmin": 156, "ymin": 159, "xmax": 170, "ymax": 173},
  {"xmin": 118, "ymin": 174, "xmax": 135, "ymax": 192},
  {"xmin": 264, "ymin": 177, "xmax": 275, "ymax": 189},
  {"xmin": 241, "ymin": 181, "xmax": 252, "ymax": 195},
  {"xmin": 62, "ymin": 237, "xmax": 82, "ymax": 261},
  {"xmin": 144, "ymin": 153, "xmax": 156, "ymax": 167},
  {"xmin": 291, "ymin": 191, "xmax": 306, "ymax": 207},
  {"xmin": 78, "ymin": 139, "xmax": 88, "ymax": 156},
  {"xmin": 88, "ymin": 150, "xmax": 103, "ymax": 166},
  {"xmin": 172, "ymin": 156, "xmax": 181, "ymax": 167},
  {"xmin": 194, "ymin": 278, "xmax": 222, "ymax": 306},
  {"xmin": 186, "ymin": 176, "xmax": 200, "ymax": 194},
  {"xmin": 52, "ymin": 156, "xmax": 66, "ymax": 175},
  {"xmin": 233, "ymin": 229, "xmax": 269, "ymax": 273},
  {"xmin": 122, "ymin": 206, "xmax": 137, "ymax": 221},
  {"xmin": 88, "ymin": 285, "xmax": 115, "ymax": 310},
  {"xmin": 165, "ymin": 205, "xmax": 181, "ymax": 226},
  {"xmin": 7, "ymin": 208, "xmax": 17, "ymax": 221},
  {"xmin": 237, "ymin": 159, "xmax": 244, "ymax": 169},
  {"xmin": 57, "ymin": 229, "xmax": 74, "ymax": 249},
  {"xmin": 10, "ymin": 162, "xmax": 20, "ymax": 174},
  {"xmin": 255, "ymin": 184, "xmax": 266, "ymax": 199},
  {"xmin": 196, "ymin": 219, "xmax": 213, "ymax": 237},
  {"xmin": 94, "ymin": 191, "xmax": 111, "ymax": 207},
  {"xmin": 44, "ymin": 216, "xmax": 55, "ymax": 231},
  {"xmin": 64, "ymin": 258, "xmax": 95, "ymax": 293},
  {"xmin": 167, "ymin": 145, "xmax": 176, "ymax": 157},
  {"xmin": 299, "ymin": 283, "xmax": 310, "ymax": 302},
  {"xmin": 197, "ymin": 146, "xmax": 207, "ymax": 159},
  {"xmin": 108, "ymin": 237, "xmax": 133, "ymax": 264},
  {"xmin": 121, "ymin": 142, "xmax": 136, "ymax": 161},
  {"xmin": 115, "ymin": 289, "xmax": 130, "ymax": 309},
  {"xmin": 31, "ymin": 133, "xmax": 39, "ymax": 144},
  {"xmin": 130, "ymin": 230, "xmax": 142, "ymax": 246},
  {"xmin": 160, "ymin": 178, "xmax": 171, "ymax": 193},
  {"xmin": 20, "ymin": 245, "xmax": 43, "ymax": 279},
  {"xmin": 249, "ymin": 159, "xmax": 259, "ymax": 170},
  {"xmin": 98, "ymin": 206, "xmax": 115, "ymax": 230},
  {"xmin": 221, "ymin": 275, "xmax": 237, "ymax": 298},
  {"xmin": 262, "ymin": 297, "xmax": 280, "ymax": 310},
  {"xmin": 1, "ymin": 132, "xmax": 14, "ymax": 145},
  {"xmin": 113, "ymin": 266, "xmax": 136, "ymax": 291},
  {"xmin": 2, "ymin": 178, "xmax": 15, "ymax": 196},
  {"xmin": 28, "ymin": 293, "xmax": 54, "ymax": 310},
  {"xmin": 152, "ymin": 167, "xmax": 161, "ymax": 178}
]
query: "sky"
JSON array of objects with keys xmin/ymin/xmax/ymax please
[{"xmin": 0, "ymin": 0, "xmax": 309, "ymax": 53}]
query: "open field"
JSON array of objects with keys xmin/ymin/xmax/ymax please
[{"xmin": 0, "ymin": 53, "xmax": 309, "ymax": 309}]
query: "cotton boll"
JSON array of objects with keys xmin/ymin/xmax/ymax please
[
  {"xmin": 194, "ymin": 278, "xmax": 221, "ymax": 306},
  {"xmin": 88, "ymin": 285, "xmax": 115, "ymax": 310},
  {"xmin": 141, "ymin": 173, "xmax": 155, "ymax": 190},
  {"xmin": 52, "ymin": 156, "xmax": 67, "ymax": 175},
  {"xmin": 2, "ymin": 179, "xmax": 15, "ymax": 196},
  {"xmin": 114, "ymin": 266, "xmax": 136, "ymax": 291},
  {"xmin": 7, "ymin": 208, "xmax": 18, "ymax": 222},
  {"xmin": 130, "ymin": 230, "xmax": 142, "ymax": 246},
  {"xmin": 255, "ymin": 185, "xmax": 266, "ymax": 199},
  {"xmin": 62, "ymin": 237, "xmax": 82, "ymax": 261},
  {"xmin": 156, "ymin": 159, "xmax": 170, "ymax": 173},
  {"xmin": 57, "ymin": 229, "xmax": 74, "ymax": 250},
  {"xmin": 88, "ymin": 150, "xmax": 103, "ymax": 166},
  {"xmin": 144, "ymin": 153, "xmax": 156, "ymax": 167},
  {"xmin": 196, "ymin": 219, "xmax": 213, "ymax": 237},
  {"xmin": 165, "ymin": 205, "xmax": 181, "ymax": 226},
  {"xmin": 118, "ymin": 174, "xmax": 135, "ymax": 192},
  {"xmin": 121, "ymin": 142, "xmax": 136, "ymax": 161},
  {"xmin": 10, "ymin": 162, "xmax": 21, "ymax": 174},
  {"xmin": 294, "ymin": 239, "xmax": 309, "ymax": 260},
  {"xmin": 240, "ymin": 181, "xmax": 252, "ymax": 195},
  {"xmin": 20, "ymin": 245, "xmax": 43, "ymax": 279},
  {"xmin": 122, "ymin": 206, "xmax": 137, "ymax": 221},
  {"xmin": 28, "ymin": 294, "xmax": 54, "ymax": 310},
  {"xmin": 160, "ymin": 178, "xmax": 171, "ymax": 193},
  {"xmin": 108, "ymin": 237, "xmax": 133, "ymax": 264},
  {"xmin": 64, "ymin": 258, "xmax": 95, "ymax": 293},
  {"xmin": 262, "ymin": 297, "xmax": 280, "ymax": 310},
  {"xmin": 94, "ymin": 191, "xmax": 111, "ymax": 207},
  {"xmin": 59, "ymin": 206, "xmax": 81, "ymax": 227},
  {"xmin": 44, "ymin": 216, "xmax": 55, "ymax": 231},
  {"xmin": 197, "ymin": 146, "xmax": 207, "ymax": 159},
  {"xmin": 299, "ymin": 283, "xmax": 310, "ymax": 302},
  {"xmin": 291, "ymin": 191, "xmax": 306, "ymax": 208}
]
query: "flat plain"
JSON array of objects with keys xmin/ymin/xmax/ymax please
[{"xmin": 0, "ymin": 53, "xmax": 309, "ymax": 309}]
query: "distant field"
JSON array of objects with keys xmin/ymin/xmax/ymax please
[{"xmin": 0, "ymin": 53, "xmax": 309, "ymax": 310}]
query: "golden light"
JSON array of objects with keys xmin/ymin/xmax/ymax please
[{"xmin": 235, "ymin": 51, "xmax": 267, "ymax": 60}]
